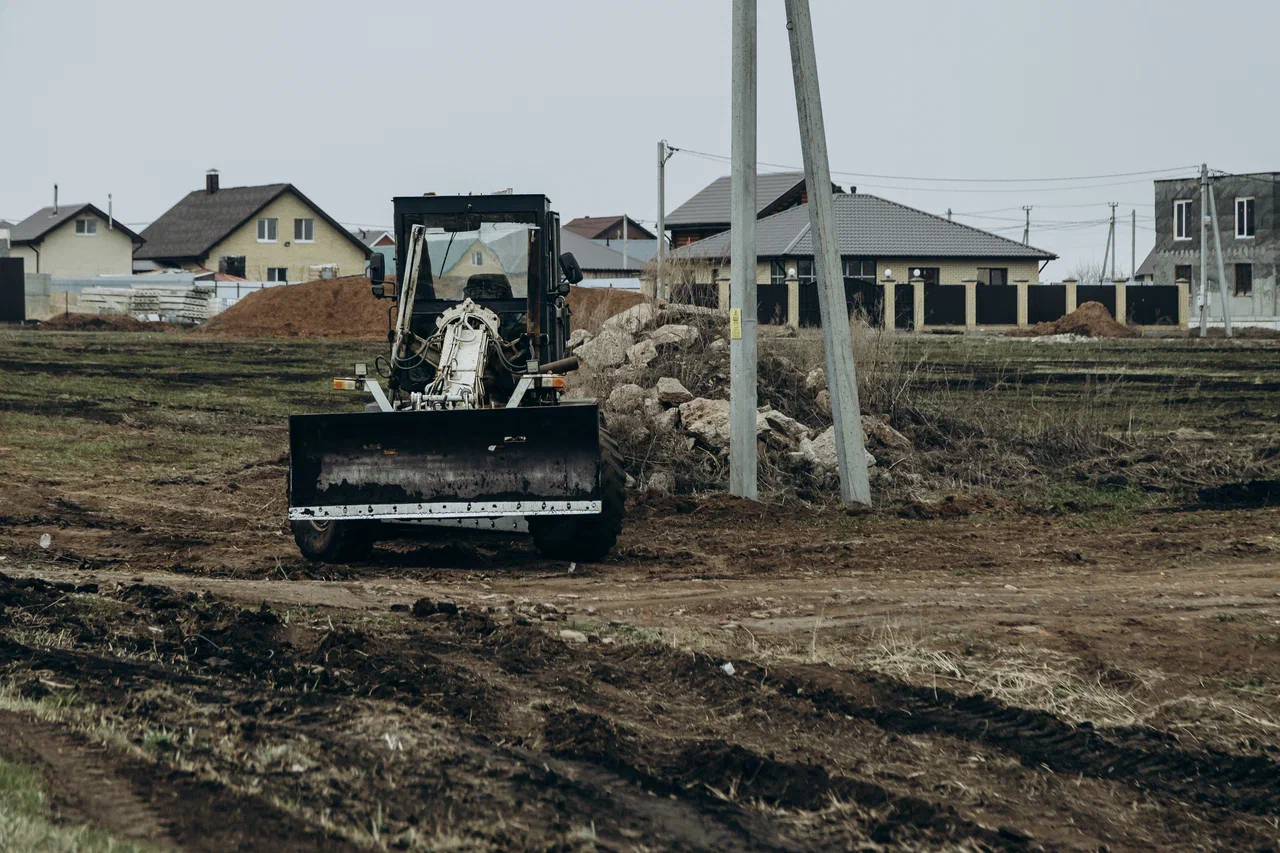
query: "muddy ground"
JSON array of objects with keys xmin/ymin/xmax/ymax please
[{"xmin": 0, "ymin": 329, "xmax": 1277, "ymax": 851}]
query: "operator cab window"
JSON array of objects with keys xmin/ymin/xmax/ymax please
[
  {"xmin": 257, "ymin": 218, "xmax": 278, "ymax": 242},
  {"xmin": 75, "ymin": 218, "xmax": 97, "ymax": 236}
]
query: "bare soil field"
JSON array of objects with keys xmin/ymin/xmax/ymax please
[{"xmin": 0, "ymin": 328, "xmax": 1277, "ymax": 851}]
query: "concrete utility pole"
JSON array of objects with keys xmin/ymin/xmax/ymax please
[
  {"xmin": 1130, "ymin": 210, "xmax": 1136, "ymax": 282},
  {"xmin": 622, "ymin": 214, "xmax": 628, "ymax": 271},
  {"xmin": 1108, "ymin": 202, "xmax": 1118, "ymax": 280},
  {"xmin": 656, "ymin": 140, "xmax": 674, "ymax": 298},
  {"xmin": 1100, "ymin": 216, "xmax": 1113, "ymax": 284},
  {"xmin": 784, "ymin": 0, "xmax": 871, "ymax": 505},
  {"xmin": 1207, "ymin": 181, "xmax": 1234, "ymax": 338},
  {"xmin": 1022, "ymin": 206, "xmax": 1032, "ymax": 245},
  {"xmin": 729, "ymin": 0, "xmax": 758, "ymax": 500},
  {"xmin": 1199, "ymin": 163, "xmax": 1209, "ymax": 337}
]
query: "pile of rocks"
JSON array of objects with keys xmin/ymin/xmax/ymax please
[{"xmin": 569, "ymin": 302, "xmax": 912, "ymax": 495}]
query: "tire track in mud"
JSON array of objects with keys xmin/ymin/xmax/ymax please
[
  {"xmin": 541, "ymin": 706, "xmax": 1030, "ymax": 851},
  {"xmin": 761, "ymin": 664, "xmax": 1280, "ymax": 817},
  {"xmin": 0, "ymin": 710, "xmax": 359, "ymax": 853}
]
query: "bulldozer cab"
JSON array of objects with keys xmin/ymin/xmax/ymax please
[{"xmin": 381, "ymin": 194, "xmax": 580, "ymax": 367}]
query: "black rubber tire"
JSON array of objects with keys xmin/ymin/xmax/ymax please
[
  {"xmin": 528, "ymin": 425, "xmax": 625, "ymax": 562},
  {"xmin": 291, "ymin": 520, "xmax": 374, "ymax": 563}
]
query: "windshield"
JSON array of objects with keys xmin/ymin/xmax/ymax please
[{"xmin": 418, "ymin": 223, "xmax": 532, "ymax": 301}]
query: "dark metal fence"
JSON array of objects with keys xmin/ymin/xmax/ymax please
[
  {"xmin": 975, "ymin": 284, "xmax": 1017, "ymax": 325},
  {"xmin": 1076, "ymin": 284, "xmax": 1117, "ymax": 317},
  {"xmin": 1125, "ymin": 284, "xmax": 1179, "ymax": 326},
  {"xmin": 923, "ymin": 284, "xmax": 965, "ymax": 326},
  {"xmin": 0, "ymin": 258, "xmax": 24, "ymax": 322},
  {"xmin": 1027, "ymin": 285, "xmax": 1067, "ymax": 324}
]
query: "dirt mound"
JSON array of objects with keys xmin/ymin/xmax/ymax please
[
  {"xmin": 199, "ymin": 276, "xmax": 391, "ymax": 339},
  {"xmin": 38, "ymin": 313, "xmax": 175, "ymax": 332},
  {"xmin": 1010, "ymin": 301, "xmax": 1137, "ymax": 339}
]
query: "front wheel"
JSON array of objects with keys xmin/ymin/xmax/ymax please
[
  {"xmin": 291, "ymin": 519, "xmax": 374, "ymax": 563},
  {"xmin": 528, "ymin": 427, "xmax": 625, "ymax": 562}
]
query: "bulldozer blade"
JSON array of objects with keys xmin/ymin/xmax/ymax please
[{"xmin": 288, "ymin": 403, "xmax": 603, "ymax": 521}]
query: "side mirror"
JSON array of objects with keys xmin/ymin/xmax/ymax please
[
  {"xmin": 559, "ymin": 252, "xmax": 583, "ymax": 285},
  {"xmin": 369, "ymin": 253, "xmax": 386, "ymax": 286}
]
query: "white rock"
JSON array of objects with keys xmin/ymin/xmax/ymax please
[
  {"xmin": 721, "ymin": 662, "xmax": 736, "ymax": 676},
  {"xmin": 763, "ymin": 410, "xmax": 810, "ymax": 443},
  {"xmin": 656, "ymin": 377, "xmax": 694, "ymax": 405},
  {"xmin": 680, "ymin": 398, "xmax": 731, "ymax": 448},
  {"xmin": 679, "ymin": 398, "xmax": 771, "ymax": 449},
  {"xmin": 577, "ymin": 327, "xmax": 633, "ymax": 370},
  {"xmin": 646, "ymin": 471, "xmax": 675, "ymax": 494},
  {"xmin": 626, "ymin": 338, "xmax": 659, "ymax": 368},
  {"xmin": 39, "ymin": 533, "xmax": 51, "ymax": 550},
  {"xmin": 606, "ymin": 383, "xmax": 649, "ymax": 415},
  {"xmin": 602, "ymin": 302, "xmax": 658, "ymax": 335},
  {"xmin": 709, "ymin": 338, "xmax": 727, "ymax": 352},
  {"xmin": 648, "ymin": 324, "xmax": 699, "ymax": 348},
  {"xmin": 804, "ymin": 367, "xmax": 826, "ymax": 393},
  {"xmin": 566, "ymin": 329, "xmax": 593, "ymax": 352},
  {"xmin": 815, "ymin": 389, "xmax": 831, "ymax": 417},
  {"xmin": 653, "ymin": 406, "xmax": 680, "ymax": 433},
  {"xmin": 559, "ymin": 629, "xmax": 589, "ymax": 643},
  {"xmin": 800, "ymin": 426, "xmax": 877, "ymax": 471}
]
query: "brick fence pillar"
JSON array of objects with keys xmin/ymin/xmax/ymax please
[{"xmin": 1062, "ymin": 278, "xmax": 1078, "ymax": 314}]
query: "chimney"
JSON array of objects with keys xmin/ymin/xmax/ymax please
[
  {"xmin": 53, "ymin": 184, "xmax": 58, "ymax": 215},
  {"xmin": 108, "ymin": 194, "xmax": 113, "ymax": 230},
  {"xmin": 206, "ymin": 169, "xmax": 220, "ymax": 194}
]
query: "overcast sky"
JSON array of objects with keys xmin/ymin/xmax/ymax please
[{"xmin": 2, "ymin": 0, "xmax": 1277, "ymax": 277}]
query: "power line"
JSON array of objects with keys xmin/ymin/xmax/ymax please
[{"xmin": 673, "ymin": 145, "xmax": 1197, "ymax": 186}]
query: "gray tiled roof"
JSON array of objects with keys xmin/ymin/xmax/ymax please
[
  {"xmin": 664, "ymin": 171, "xmax": 813, "ymax": 227},
  {"xmin": 10, "ymin": 204, "xmax": 143, "ymax": 245},
  {"xmin": 136, "ymin": 183, "xmax": 369, "ymax": 261},
  {"xmin": 560, "ymin": 229, "xmax": 646, "ymax": 273},
  {"xmin": 674, "ymin": 193, "xmax": 1056, "ymax": 261},
  {"xmin": 1135, "ymin": 246, "xmax": 1157, "ymax": 277}
]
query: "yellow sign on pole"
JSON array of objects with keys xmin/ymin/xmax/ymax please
[{"xmin": 729, "ymin": 308, "xmax": 742, "ymax": 339}]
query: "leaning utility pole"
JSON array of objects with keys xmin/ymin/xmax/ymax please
[
  {"xmin": 1199, "ymin": 164, "xmax": 1209, "ymax": 337},
  {"xmin": 784, "ymin": 0, "xmax": 871, "ymax": 505},
  {"xmin": 1022, "ymin": 206, "xmax": 1032, "ymax": 245},
  {"xmin": 1100, "ymin": 215, "xmax": 1113, "ymax": 283},
  {"xmin": 728, "ymin": 0, "xmax": 758, "ymax": 500},
  {"xmin": 1108, "ymin": 202, "xmax": 1118, "ymax": 280},
  {"xmin": 656, "ymin": 140, "xmax": 675, "ymax": 299},
  {"xmin": 1207, "ymin": 180, "xmax": 1234, "ymax": 338}
]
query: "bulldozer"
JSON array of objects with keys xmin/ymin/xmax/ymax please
[{"xmin": 287, "ymin": 193, "xmax": 624, "ymax": 563}]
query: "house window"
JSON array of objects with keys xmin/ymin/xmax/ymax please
[
  {"xmin": 1234, "ymin": 263, "xmax": 1253, "ymax": 296},
  {"xmin": 770, "ymin": 259, "xmax": 814, "ymax": 284},
  {"xmin": 1235, "ymin": 197, "xmax": 1255, "ymax": 238},
  {"xmin": 842, "ymin": 258, "xmax": 875, "ymax": 281},
  {"xmin": 1174, "ymin": 199, "xmax": 1193, "ymax": 240},
  {"xmin": 75, "ymin": 218, "xmax": 97, "ymax": 236},
  {"xmin": 294, "ymin": 218, "xmax": 315, "ymax": 242},
  {"xmin": 976, "ymin": 267, "xmax": 1007, "ymax": 286},
  {"xmin": 911, "ymin": 266, "xmax": 941, "ymax": 285},
  {"xmin": 470, "ymin": 250, "xmax": 483, "ymax": 266},
  {"xmin": 257, "ymin": 218, "xmax": 278, "ymax": 242},
  {"xmin": 1175, "ymin": 264, "xmax": 1193, "ymax": 283},
  {"xmin": 267, "ymin": 268, "xmax": 288, "ymax": 282}
]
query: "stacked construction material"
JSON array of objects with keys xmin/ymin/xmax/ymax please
[
  {"xmin": 129, "ymin": 286, "xmax": 213, "ymax": 325},
  {"xmin": 78, "ymin": 288, "xmax": 134, "ymax": 315},
  {"xmin": 77, "ymin": 285, "xmax": 214, "ymax": 325}
]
